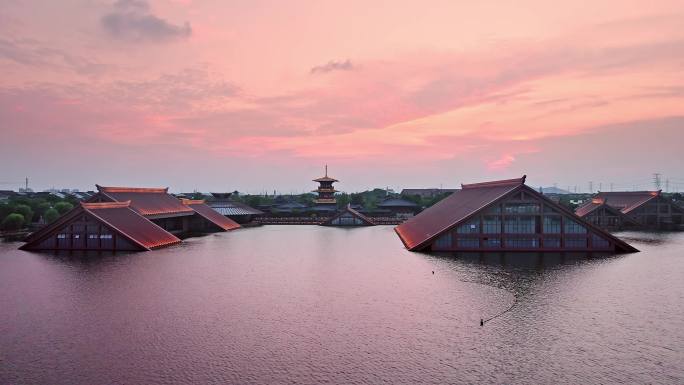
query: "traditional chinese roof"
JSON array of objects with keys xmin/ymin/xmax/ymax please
[
  {"xmin": 208, "ymin": 201, "xmax": 263, "ymax": 216},
  {"xmin": 395, "ymin": 176, "xmax": 637, "ymax": 253},
  {"xmin": 574, "ymin": 198, "xmax": 642, "ymax": 225},
  {"xmin": 322, "ymin": 204, "xmax": 376, "ymax": 226},
  {"xmin": 396, "ymin": 177, "xmax": 525, "ymax": 250},
  {"xmin": 180, "ymin": 199, "xmax": 241, "ymax": 231},
  {"xmin": 579, "ymin": 191, "xmax": 660, "ymax": 214},
  {"xmin": 22, "ymin": 201, "xmax": 181, "ymax": 251},
  {"xmin": 95, "ymin": 185, "xmax": 194, "ymax": 217}
]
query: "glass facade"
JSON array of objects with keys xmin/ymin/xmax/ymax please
[{"xmin": 426, "ymin": 190, "xmax": 617, "ymax": 251}]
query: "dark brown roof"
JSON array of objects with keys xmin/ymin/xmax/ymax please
[
  {"xmin": 22, "ymin": 201, "xmax": 180, "ymax": 251},
  {"xmin": 181, "ymin": 199, "xmax": 241, "ymax": 231},
  {"xmin": 395, "ymin": 176, "xmax": 637, "ymax": 253},
  {"xmin": 322, "ymin": 204, "xmax": 376, "ymax": 226},
  {"xmin": 575, "ymin": 198, "xmax": 642, "ymax": 225},
  {"xmin": 84, "ymin": 202, "xmax": 181, "ymax": 249},
  {"xmin": 583, "ymin": 191, "xmax": 660, "ymax": 214},
  {"xmin": 396, "ymin": 177, "xmax": 525, "ymax": 250},
  {"xmin": 96, "ymin": 185, "xmax": 194, "ymax": 216}
]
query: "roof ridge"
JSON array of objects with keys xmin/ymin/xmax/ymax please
[
  {"xmin": 462, "ymin": 175, "xmax": 526, "ymax": 189},
  {"xmin": 181, "ymin": 198, "xmax": 206, "ymax": 205},
  {"xmin": 81, "ymin": 201, "xmax": 131, "ymax": 209},
  {"xmin": 96, "ymin": 185, "xmax": 169, "ymax": 193}
]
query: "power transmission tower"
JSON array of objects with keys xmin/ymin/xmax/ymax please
[{"xmin": 653, "ymin": 173, "xmax": 662, "ymax": 190}]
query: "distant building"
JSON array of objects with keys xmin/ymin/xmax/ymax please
[
  {"xmin": 20, "ymin": 185, "xmax": 240, "ymax": 252},
  {"xmin": 207, "ymin": 192, "xmax": 263, "ymax": 223},
  {"xmin": 576, "ymin": 191, "xmax": 684, "ymax": 230},
  {"xmin": 575, "ymin": 198, "xmax": 642, "ymax": 231},
  {"xmin": 312, "ymin": 165, "xmax": 338, "ymax": 214},
  {"xmin": 401, "ymin": 188, "xmax": 459, "ymax": 199},
  {"xmin": 321, "ymin": 204, "xmax": 376, "ymax": 226},
  {"xmin": 395, "ymin": 176, "xmax": 637, "ymax": 253},
  {"xmin": 377, "ymin": 198, "xmax": 420, "ymax": 218}
]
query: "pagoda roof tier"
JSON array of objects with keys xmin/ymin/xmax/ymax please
[
  {"xmin": 314, "ymin": 198, "xmax": 337, "ymax": 204},
  {"xmin": 312, "ymin": 188, "xmax": 339, "ymax": 193},
  {"xmin": 313, "ymin": 176, "xmax": 338, "ymax": 183}
]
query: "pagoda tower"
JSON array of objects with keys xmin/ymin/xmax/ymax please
[{"xmin": 313, "ymin": 165, "xmax": 338, "ymax": 208}]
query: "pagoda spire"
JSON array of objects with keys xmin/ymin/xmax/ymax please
[{"xmin": 325, "ymin": 164, "xmax": 328, "ymax": 177}]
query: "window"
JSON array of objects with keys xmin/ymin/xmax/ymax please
[
  {"xmin": 99, "ymin": 234, "xmax": 113, "ymax": 239},
  {"xmin": 543, "ymin": 238, "xmax": 560, "ymax": 248},
  {"xmin": 564, "ymin": 219, "xmax": 587, "ymax": 234},
  {"xmin": 88, "ymin": 234, "xmax": 98, "ymax": 239},
  {"xmin": 484, "ymin": 205, "xmax": 501, "ymax": 214},
  {"xmin": 543, "ymin": 216, "xmax": 561, "ymax": 233},
  {"xmin": 457, "ymin": 219, "xmax": 480, "ymax": 234},
  {"xmin": 565, "ymin": 238, "xmax": 587, "ymax": 248},
  {"xmin": 433, "ymin": 232, "xmax": 452, "ymax": 249},
  {"xmin": 505, "ymin": 216, "xmax": 536, "ymax": 234},
  {"xmin": 73, "ymin": 234, "xmax": 80, "ymax": 239},
  {"xmin": 457, "ymin": 238, "xmax": 479, "ymax": 248},
  {"xmin": 505, "ymin": 203, "xmax": 540, "ymax": 214},
  {"xmin": 483, "ymin": 216, "xmax": 501, "ymax": 234},
  {"xmin": 506, "ymin": 238, "xmax": 538, "ymax": 248},
  {"xmin": 591, "ymin": 234, "xmax": 610, "ymax": 249},
  {"xmin": 483, "ymin": 238, "xmax": 501, "ymax": 248},
  {"xmin": 57, "ymin": 234, "xmax": 67, "ymax": 239}
]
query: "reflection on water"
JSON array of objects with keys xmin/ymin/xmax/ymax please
[{"xmin": 1, "ymin": 226, "xmax": 682, "ymax": 385}]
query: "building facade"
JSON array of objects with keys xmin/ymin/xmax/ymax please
[
  {"xmin": 576, "ymin": 191, "xmax": 684, "ymax": 230},
  {"xmin": 395, "ymin": 176, "xmax": 637, "ymax": 253},
  {"xmin": 312, "ymin": 165, "xmax": 338, "ymax": 213}
]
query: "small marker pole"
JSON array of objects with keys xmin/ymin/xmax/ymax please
[{"xmin": 480, "ymin": 319, "xmax": 484, "ymax": 327}]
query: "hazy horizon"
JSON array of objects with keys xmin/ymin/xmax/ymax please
[{"xmin": 2, "ymin": 1, "xmax": 684, "ymax": 193}]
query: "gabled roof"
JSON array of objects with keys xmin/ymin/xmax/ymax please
[
  {"xmin": 585, "ymin": 191, "xmax": 660, "ymax": 214},
  {"xmin": 575, "ymin": 198, "xmax": 642, "ymax": 226},
  {"xmin": 95, "ymin": 185, "xmax": 194, "ymax": 216},
  {"xmin": 322, "ymin": 204, "xmax": 376, "ymax": 226},
  {"xmin": 395, "ymin": 176, "xmax": 637, "ymax": 253},
  {"xmin": 208, "ymin": 200, "xmax": 264, "ymax": 216},
  {"xmin": 22, "ymin": 201, "xmax": 181, "ymax": 251},
  {"xmin": 395, "ymin": 177, "xmax": 525, "ymax": 250},
  {"xmin": 180, "ymin": 199, "xmax": 241, "ymax": 231}
]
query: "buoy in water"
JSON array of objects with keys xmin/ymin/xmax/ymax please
[{"xmin": 480, "ymin": 319, "xmax": 484, "ymax": 326}]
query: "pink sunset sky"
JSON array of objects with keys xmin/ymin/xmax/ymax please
[{"xmin": 1, "ymin": 0, "xmax": 684, "ymax": 193}]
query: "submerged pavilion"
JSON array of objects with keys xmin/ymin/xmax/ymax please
[
  {"xmin": 576, "ymin": 191, "xmax": 684, "ymax": 230},
  {"xmin": 20, "ymin": 186, "xmax": 240, "ymax": 252},
  {"xmin": 395, "ymin": 176, "xmax": 637, "ymax": 253}
]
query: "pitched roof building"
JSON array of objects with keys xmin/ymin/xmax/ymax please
[
  {"xmin": 576, "ymin": 191, "xmax": 684, "ymax": 230},
  {"xmin": 21, "ymin": 185, "xmax": 239, "ymax": 252},
  {"xmin": 574, "ymin": 197, "xmax": 642, "ymax": 231},
  {"xmin": 395, "ymin": 176, "xmax": 637, "ymax": 253},
  {"xmin": 321, "ymin": 204, "xmax": 376, "ymax": 226},
  {"xmin": 20, "ymin": 201, "xmax": 181, "ymax": 251}
]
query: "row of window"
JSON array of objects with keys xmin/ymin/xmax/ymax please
[
  {"xmin": 456, "ymin": 216, "xmax": 587, "ymax": 234},
  {"xmin": 57, "ymin": 234, "xmax": 113, "ymax": 239},
  {"xmin": 434, "ymin": 236, "xmax": 611, "ymax": 249}
]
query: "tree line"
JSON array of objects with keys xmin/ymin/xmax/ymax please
[{"xmin": 0, "ymin": 196, "xmax": 77, "ymax": 231}]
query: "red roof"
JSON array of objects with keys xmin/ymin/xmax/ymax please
[
  {"xmin": 395, "ymin": 176, "xmax": 637, "ymax": 253},
  {"xmin": 96, "ymin": 185, "xmax": 193, "ymax": 216},
  {"xmin": 396, "ymin": 176, "xmax": 525, "ymax": 250},
  {"xmin": 22, "ymin": 201, "xmax": 181, "ymax": 251},
  {"xmin": 579, "ymin": 191, "xmax": 660, "ymax": 214},
  {"xmin": 181, "ymin": 199, "xmax": 241, "ymax": 231},
  {"xmin": 83, "ymin": 201, "xmax": 181, "ymax": 249}
]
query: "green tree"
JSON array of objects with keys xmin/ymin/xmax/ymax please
[
  {"xmin": 44, "ymin": 208, "xmax": 60, "ymax": 224},
  {"xmin": 337, "ymin": 193, "xmax": 351, "ymax": 208},
  {"xmin": 1, "ymin": 213, "xmax": 25, "ymax": 231},
  {"xmin": 35, "ymin": 202, "xmax": 52, "ymax": 218},
  {"xmin": 54, "ymin": 201, "xmax": 74, "ymax": 214},
  {"xmin": 13, "ymin": 204, "xmax": 34, "ymax": 224}
]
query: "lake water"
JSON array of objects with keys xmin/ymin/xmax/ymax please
[{"xmin": 1, "ymin": 226, "xmax": 682, "ymax": 384}]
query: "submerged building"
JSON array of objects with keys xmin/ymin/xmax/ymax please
[
  {"xmin": 20, "ymin": 186, "xmax": 240, "ymax": 252},
  {"xmin": 207, "ymin": 192, "xmax": 263, "ymax": 224},
  {"xmin": 574, "ymin": 197, "xmax": 642, "ymax": 231},
  {"xmin": 395, "ymin": 176, "xmax": 637, "ymax": 253},
  {"xmin": 576, "ymin": 191, "xmax": 684, "ymax": 230},
  {"xmin": 321, "ymin": 204, "xmax": 376, "ymax": 226}
]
